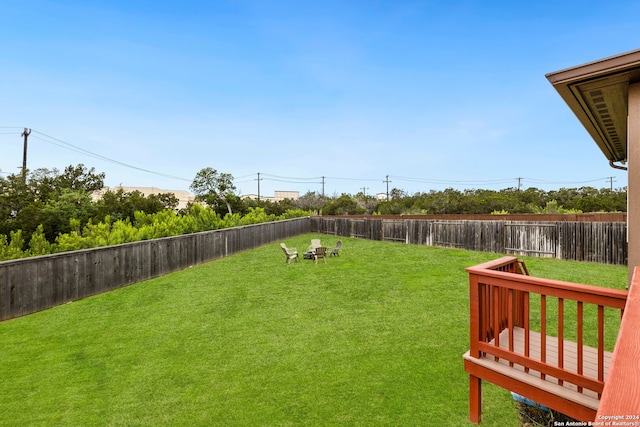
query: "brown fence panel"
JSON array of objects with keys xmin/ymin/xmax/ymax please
[
  {"xmin": 382, "ymin": 220, "xmax": 406, "ymax": 243},
  {"xmin": 311, "ymin": 216, "xmax": 626, "ymax": 265},
  {"xmin": 348, "ymin": 219, "xmax": 365, "ymax": 238},
  {"xmin": 365, "ymin": 219, "xmax": 383, "ymax": 241},
  {"xmin": 316, "ymin": 217, "xmax": 336, "ymax": 235},
  {"xmin": 0, "ymin": 217, "xmax": 310, "ymax": 321},
  {"xmin": 406, "ymin": 220, "xmax": 431, "ymax": 246},
  {"xmin": 479, "ymin": 221, "xmax": 504, "ymax": 254},
  {"xmin": 557, "ymin": 222, "xmax": 627, "ymax": 264},
  {"xmin": 504, "ymin": 222, "xmax": 557, "ymax": 257},
  {"xmin": 433, "ymin": 221, "xmax": 467, "ymax": 248}
]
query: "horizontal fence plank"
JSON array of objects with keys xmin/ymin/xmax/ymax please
[{"xmin": 329, "ymin": 213, "xmax": 626, "ymax": 222}]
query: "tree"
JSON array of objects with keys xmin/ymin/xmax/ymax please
[
  {"xmin": 93, "ymin": 188, "xmax": 178, "ymax": 223},
  {"xmin": 55, "ymin": 164, "xmax": 105, "ymax": 193},
  {"xmin": 293, "ymin": 191, "xmax": 325, "ymax": 212},
  {"xmin": 0, "ymin": 171, "xmax": 47, "ymax": 240},
  {"xmin": 354, "ymin": 191, "xmax": 376, "ymax": 214},
  {"xmin": 389, "ymin": 188, "xmax": 408, "ymax": 199},
  {"xmin": 40, "ymin": 189, "xmax": 95, "ymax": 241},
  {"xmin": 190, "ymin": 168, "xmax": 237, "ymax": 215},
  {"xmin": 0, "ymin": 164, "xmax": 106, "ymax": 241},
  {"xmin": 323, "ymin": 194, "xmax": 364, "ymax": 215}
]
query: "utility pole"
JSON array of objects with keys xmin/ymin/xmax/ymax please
[
  {"xmin": 256, "ymin": 172, "xmax": 263, "ymax": 200},
  {"xmin": 607, "ymin": 176, "xmax": 616, "ymax": 191},
  {"xmin": 321, "ymin": 176, "xmax": 326, "ymax": 197},
  {"xmin": 21, "ymin": 128, "xmax": 31, "ymax": 181},
  {"xmin": 383, "ymin": 175, "xmax": 392, "ymax": 200},
  {"xmin": 517, "ymin": 177, "xmax": 523, "ymax": 191}
]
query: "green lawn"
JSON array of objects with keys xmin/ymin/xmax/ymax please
[{"xmin": 0, "ymin": 234, "xmax": 628, "ymax": 426}]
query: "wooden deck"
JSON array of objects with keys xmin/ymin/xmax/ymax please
[
  {"xmin": 464, "ymin": 327, "xmax": 613, "ymax": 416},
  {"xmin": 464, "ymin": 257, "xmax": 628, "ymax": 423}
]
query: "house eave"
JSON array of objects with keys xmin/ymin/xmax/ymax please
[{"xmin": 546, "ymin": 48, "xmax": 640, "ymax": 163}]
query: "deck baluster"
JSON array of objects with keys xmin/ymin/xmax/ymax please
[
  {"xmin": 524, "ymin": 293, "xmax": 530, "ymax": 374},
  {"xmin": 558, "ymin": 298, "xmax": 564, "ymax": 386},
  {"xmin": 540, "ymin": 294, "xmax": 547, "ymax": 380},
  {"xmin": 597, "ymin": 305, "xmax": 604, "ymax": 396},
  {"xmin": 577, "ymin": 301, "xmax": 584, "ymax": 393}
]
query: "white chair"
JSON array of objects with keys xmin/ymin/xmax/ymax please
[
  {"xmin": 280, "ymin": 243, "xmax": 299, "ymax": 264},
  {"xmin": 308, "ymin": 239, "xmax": 322, "ymax": 251}
]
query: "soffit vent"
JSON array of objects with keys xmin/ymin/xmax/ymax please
[{"xmin": 547, "ymin": 48, "xmax": 640, "ymax": 163}]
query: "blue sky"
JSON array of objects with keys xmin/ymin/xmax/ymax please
[{"xmin": 1, "ymin": 1, "xmax": 637, "ymax": 198}]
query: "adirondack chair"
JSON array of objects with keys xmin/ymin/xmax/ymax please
[
  {"xmin": 280, "ymin": 243, "xmax": 298, "ymax": 264},
  {"xmin": 330, "ymin": 240, "xmax": 342, "ymax": 257},
  {"xmin": 308, "ymin": 239, "xmax": 322, "ymax": 251},
  {"xmin": 313, "ymin": 246, "xmax": 328, "ymax": 264}
]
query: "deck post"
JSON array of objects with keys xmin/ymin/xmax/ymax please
[
  {"xmin": 469, "ymin": 374, "xmax": 482, "ymax": 424},
  {"xmin": 469, "ymin": 272, "xmax": 481, "ymax": 357},
  {"xmin": 469, "ymin": 269, "xmax": 483, "ymax": 423}
]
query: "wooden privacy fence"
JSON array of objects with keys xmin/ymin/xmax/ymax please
[
  {"xmin": 0, "ymin": 216, "xmax": 626, "ymax": 322},
  {"xmin": 310, "ymin": 217, "xmax": 627, "ymax": 265},
  {"xmin": 0, "ymin": 217, "xmax": 309, "ymax": 321}
]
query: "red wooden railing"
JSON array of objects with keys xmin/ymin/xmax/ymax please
[
  {"xmin": 596, "ymin": 266, "xmax": 640, "ymax": 419},
  {"xmin": 465, "ymin": 257, "xmax": 628, "ymax": 423}
]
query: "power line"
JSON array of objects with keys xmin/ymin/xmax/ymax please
[
  {"xmin": 2, "ymin": 127, "xmax": 624, "ymax": 194},
  {"xmin": 389, "ymin": 175, "xmax": 515, "ymax": 185},
  {"xmin": 261, "ymin": 177, "xmax": 323, "ymax": 184},
  {"xmin": 30, "ymin": 130, "xmax": 192, "ymax": 182},
  {"xmin": 524, "ymin": 177, "xmax": 610, "ymax": 185},
  {"xmin": 326, "ymin": 176, "xmax": 380, "ymax": 182},
  {"xmin": 260, "ymin": 173, "xmax": 323, "ymax": 181}
]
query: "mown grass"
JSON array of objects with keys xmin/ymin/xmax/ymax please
[{"xmin": 0, "ymin": 234, "xmax": 627, "ymax": 426}]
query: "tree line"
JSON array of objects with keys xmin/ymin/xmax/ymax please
[
  {"xmin": 291, "ymin": 186, "xmax": 626, "ymax": 215},
  {"xmin": 0, "ymin": 164, "xmax": 626, "ymax": 260},
  {"xmin": 0, "ymin": 165, "xmax": 307, "ymax": 261}
]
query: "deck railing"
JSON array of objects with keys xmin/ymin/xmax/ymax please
[
  {"xmin": 465, "ymin": 257, "xmax": 628, "ymax": 422},
  {"xmin": 596, "ymin": 266, "xmax": 640, "ymax": 419}
]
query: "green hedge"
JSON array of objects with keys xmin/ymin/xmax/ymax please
[{"xmin": 0, "ymin": 205, "xmax": 309, "ymax": 261}]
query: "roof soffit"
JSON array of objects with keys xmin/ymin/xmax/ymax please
[{"xmin": 546, "ymin": 49, "xmax": 640, "ymax": 162}]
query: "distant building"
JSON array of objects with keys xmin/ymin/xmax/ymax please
[
  {"xmin": 274, "ymin": 190, "xmax": 299, "ymax": 201},
  {"xmin": 242, "ymin": 190, "xmax": 300, "ymax": 202},
  {"xmin": 93, "ymin": 186, "xmax": 195, "ymax": 210}
]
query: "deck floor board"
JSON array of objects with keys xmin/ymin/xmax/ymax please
[{"xmin": 464, "ymin": 327, "xmax": 613, "ymax": 410}]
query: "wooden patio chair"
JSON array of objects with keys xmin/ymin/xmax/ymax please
[
  {"xmin": 308, "ymin": 239, "xmax": 322, "ymax": 251},
  {"xmin": 313, "ymin": 246, "xmax": 328, "ymax": 264},
  {"xmin": 330, "ymin": 240, "xmax": 342, "ymax": 257},
  {"xmin": 280, "ymin": 243, "xmax": 299, "ymax": 264}
]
